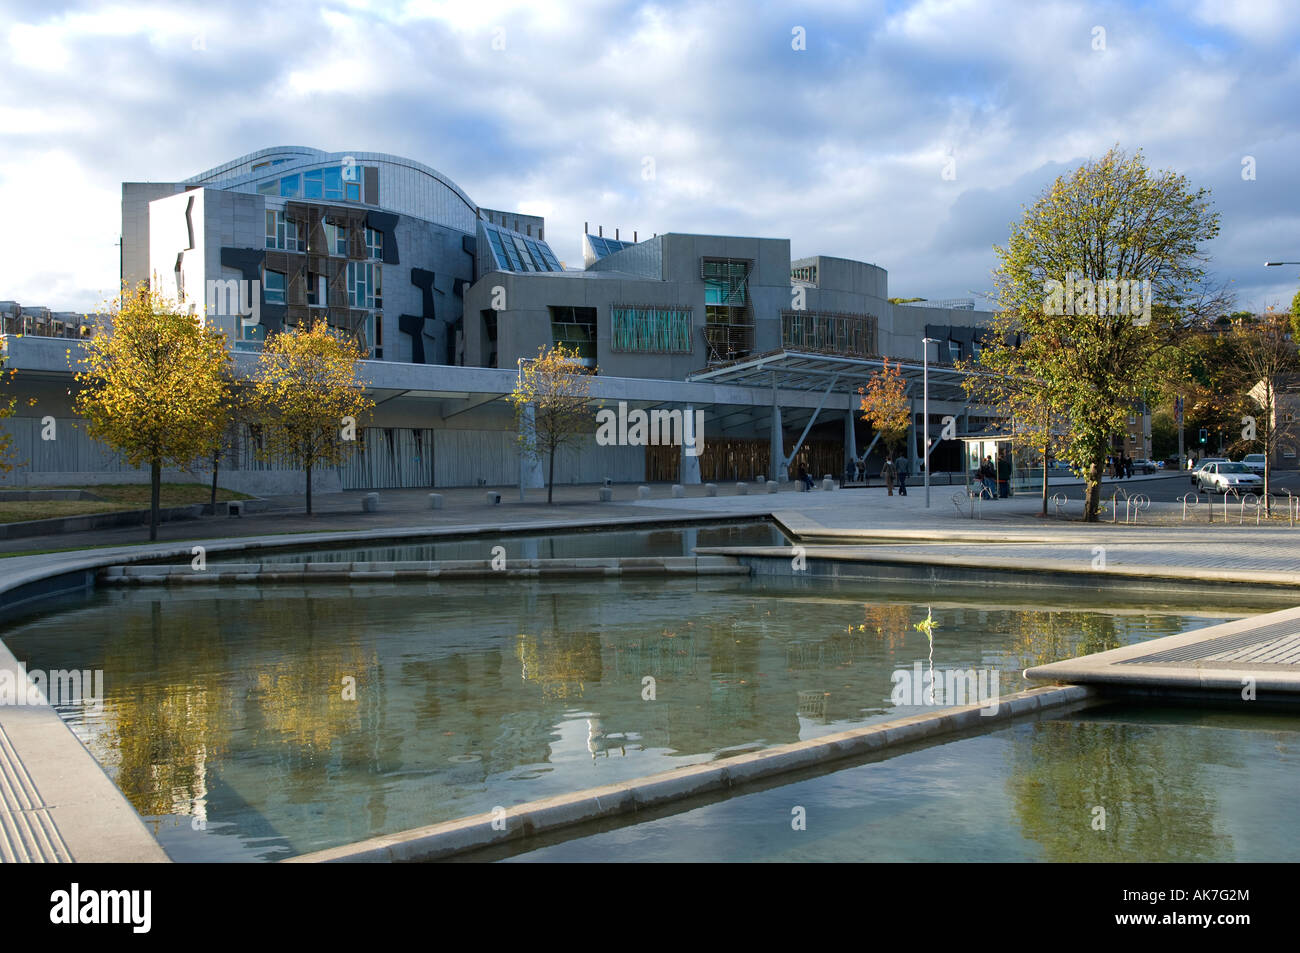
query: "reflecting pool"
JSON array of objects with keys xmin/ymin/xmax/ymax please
[{"xmin": 1, "ymin": 571, "xmax": 1289, "ymax": 862}]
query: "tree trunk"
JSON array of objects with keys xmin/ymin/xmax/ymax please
[
  {"xmin": 1083, "ymin": 459, "xmax": 1102, "ymax": 522},
  {"xmin": 1040, "ymin": 451, "xmax": 1049, "ymax": 517},
  {"xmin": 150, "ymin": 460, "xmax": 161, "ymax": 541},
  {"xmin": 547, "ymin": 443, "xmax": 556, "ymax": 504},
  {"xmin": 306, "ymin": 462, "xmax": 313, "ymax": 515},
  {"xmin": 210, "ymin": 451, "xmax": 219, "ymax": 509}
]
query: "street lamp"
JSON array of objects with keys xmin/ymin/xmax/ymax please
[{"xmin": 922, "ymin": 337, "xmax": 938, "ymax": 508}]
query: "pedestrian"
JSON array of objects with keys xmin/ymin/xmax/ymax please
[
  {"xmin": 895, "ymin": 455, "xmax": 909, "ymax": 496},
  {"xmin": 883, "ymin": 454, "xmax": 896, "ymax": 496},
  {"xmin": 997, "ymin": 452, "xmax": 1011, "ymax": 498},
  {"xmin": 980, "ymin": 456, "xmax": 996, "ymax": 498},
  {"xmin": 798, "ymin": 465, "xmax": 814, "ymax": 491}
]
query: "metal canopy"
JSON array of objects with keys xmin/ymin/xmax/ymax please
[{"xmin": 686, "ymin": 348, "xmax": 973, "ymax": 403}]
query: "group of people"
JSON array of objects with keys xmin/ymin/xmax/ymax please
[
  {"xmin": 880, "ymin": 454, "xmax": 910, "ymax": 496},
  {"xmin": 1107, "ymin": 453, "xmax": 1137, "ymax": 479},
  {"xmin": 976, "ymin": 454, "xmax": 1011, "ymax": 498}
]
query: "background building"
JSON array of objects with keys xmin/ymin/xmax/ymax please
[{"xmin": 0, "ymin": 148, "xmax": 997, "ymax": 493}]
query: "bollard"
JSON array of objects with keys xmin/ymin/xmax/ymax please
[
  {"xmin": 821, "ymin": 477, "xmax": 834, "ymax": 491},
  {"xmin": 362, "ymin": 492, "xmax": 380, "ymax": 512},
  {"xmin": 705, "ymin": 483, "xmax": 718, "ymax": 497},
  {"xmin": 428, "ymin": 493, "xmax": 444, "ymax": 510},
  {"xmin": 638, "ymin": 485, "xmax": 651, "ymax": 500},
  {"xmin": 672, "ymin": 484, "xmax": 685, "ymax": 498},
  {"xmin": 767, "ymin": 480, "xmax": 779, "ymax": 494},
  {"xmin": 736, "ymin": 482, "xmax": 748, "ymax": 496},
  {"xmin": 486, "ymin": 491, "xmax": 501, "ymax": 505},
  {"xmin": 598, "ymin": 487, "xmax": 614, "ymax": 502},
  {"xmin": 228, "ymin": 500, "xmax": 244, "ymax": 517},
  {"xmin": 756, "ymin": 475, "xmax": 765, "ymax": 484}
]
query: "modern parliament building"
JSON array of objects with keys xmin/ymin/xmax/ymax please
[{"xmin": 1, "ymin": 147, "xmax": 1004, "ymax": 494}]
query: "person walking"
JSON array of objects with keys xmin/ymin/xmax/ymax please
[
  {"xmin": 996, "ymin": 452, "xmax": 1011, "ymax": 498},
  {"xmin": 895, "ymin": 455, "xmax": 909, "ymax": 496},
  {"xmin": 979, "ymin": 456, "xmax": 996, "ymax": 498},
  {"xmin": 883, "ymin": 454, "xmax": 896, "ymax": 496}
]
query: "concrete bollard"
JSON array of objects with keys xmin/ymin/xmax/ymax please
[
  {"xmin": 672, "ymin": 484, "xmax": 685, "ymax": 498},
  {"xmin": 767, "ymin": 480, "xmax": 779, "ymax": 494},
  {"xmin": 705, "ymin": 483, "xmax": 718, "ymax": 497},
  {"xmin": 756, "ymin": 475, "xmax": 765, "ymax": 484},
  {"xmin": 598, "ymin": 487, "xmax": 614, "ymax": 502},
  {"xmin": 638, "ymin": 485, "xmax": 651, "ymax": 500},
  {"xmin": 228, "ymin": 500, "xmax": 244, "ymax": 517},
  {"xmin": 362, "ymin": 493, "xmax": 380, "ymax": 512},
  {"xmin": 822, "ymin": 477, "xmax": 834, "ymax": 491},
  {"xmin": 736, "ymin": 482, "xmax": 748, "ymax": 495},
  {"xmin": 486, "ymin": 491, "xmax": 501, "ymax": 505},
  {"xmin": 428, "ymin": 493, "xmax": 444, "ymax": 509}
]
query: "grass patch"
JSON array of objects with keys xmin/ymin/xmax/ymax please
[
  {"xmin": 0, "ymin": 501, "xmax": 139, "ymax": 523},
  {"xmin": 0, "ymin": 483, "xmax": 252, "ymax": 524}
]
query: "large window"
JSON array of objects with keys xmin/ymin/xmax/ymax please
[
  {"xmin": 781, "ymin": 310, "xmax": 877, "ymax": 357},
  {"xmin": 265, "ymin": 211, "xmax": 304, "ymax": 251},
  {"xmin": 702, "ymin": 259, "xmax": 752, "ymax": 363},
  {"xmin": 550, "ymin": 306, "xmax": 597, "ymax": 365},
  {"xmin": 264, "ymin": 269, "xmax": 286, "ymax": 304},
  {"xmin": 365, "ymin": 227, "xmax": 383, "ymax": 261},
  {"xmin": 611, "ymin": 306, "xmax": 693, "ymax": 353},
  {"xmin": 347, "ymin": 262, "xmax": 382, "ymax": 309}
]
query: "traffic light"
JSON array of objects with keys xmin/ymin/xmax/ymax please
[{"xmin": 1198, "ymin": 428, "xmax": 1208, "ymax": 444}]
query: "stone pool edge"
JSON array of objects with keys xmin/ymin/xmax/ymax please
[{"xmin": 286, "ymin": 683, "xmax": 1094, "ymax": 864}]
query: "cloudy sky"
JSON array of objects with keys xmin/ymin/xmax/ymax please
[{"xmin": 3, "ymin": 0, "xmax": 1299, "ymax": 313}]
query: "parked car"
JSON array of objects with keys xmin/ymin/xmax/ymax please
[
  {"xmin": 1131, "ymin": 458, "xmax": 1156, "ymax": 474},
  {"xmin": 1189, "ymin": 458, "xmax": 1227, "ymax": 485},
  {"xmin": 1242, "ymin": 453, "xmax": 1267, "ymax": 474},
  {"xmin": 1194, "ymin": 461, "xmax": 1263, "ymax": 495}
]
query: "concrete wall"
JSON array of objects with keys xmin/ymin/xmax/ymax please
[{"xmin": 121, "ymin": 182, "xmax": 186, "ymax": 292}]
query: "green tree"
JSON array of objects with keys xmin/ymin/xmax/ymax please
[
  {"xmin": 251, "ymin": 319, "xmax": 374, "ymax": 515},
  {"xmin": 977, "ymin": 147, "xmax": 1224, "ymax": 520},
  {"xmin": 1290, "ymin": 288, "xmax": 1300, "ymax": 341},
  {"xmin": 0, "ymin": 354, "xmax": 22, "ymax": 476},
  {"xmin": 508, "ymin": 344, "xmax": 596, "ymax": 504},
  {"xmin": 74, "ymin": 284, "xmax": 232, "ymax": 540}
]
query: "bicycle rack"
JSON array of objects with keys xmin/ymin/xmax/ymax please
[
  {"xmin": 1179, "ymin": 492, "xmax": 1201, "ymax": 522},
  {"xmin": 1239, "ymin": 492, "xmax": 1262, "ymax": 525},
  {"xmin": 1223, "ymin": 487, "xmax": 1240, "ymax": 523},
  {"xmin": 1128, "ymin": 493, "xmax": 1149, "ymax": 524},
  {"xmin": 1050, "ymin": 492, "xmax": 1068, "ymax": 518}
]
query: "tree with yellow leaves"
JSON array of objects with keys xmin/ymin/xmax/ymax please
[
  {"xmin": 251, "ymin": 319, "xmax": 374, "ymax": 515},
  {"xmin": 74, "ymin": 284, "xmax": 233, "ymax": 540},
  {"xmin": 859, "ymin": 357, "xmax": 911, "ymax": 455},
  {"xmin": 507, "ymin": 345, "xmax": 596, "ymax": 504},
  {"xmin": 0, "ymin": 354, "xmax": 21, "ymax": 476}
]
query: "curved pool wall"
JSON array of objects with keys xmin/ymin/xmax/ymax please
[{"xmin": 490, "ymin": 701, "xmax": 1300, "ymax": 863}]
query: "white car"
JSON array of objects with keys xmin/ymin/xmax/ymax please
[
  {"xmin": 1195, "ymin": 462, "xmax": 1263, "ymax": 495},
  {"xmin": 1189, "ymin": 459, "xmax": 1227, "ymax": 485},
  {"xmin": 1242, "ymin": 454, "xmax": 1267, "ymax": 474}
]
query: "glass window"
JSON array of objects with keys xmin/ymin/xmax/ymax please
[
  {"xmin": 323, "ymin": 223, "xmax": 347, "ymax": 256},
  {"xmin": 264, "ymin": 270, "xmax": 286, "ymax": 304},
  {"xmin": 323, "ymin": 167, "xmax": 343, "ymax": 200},
  {"xmin": 257, "ymin": 180, "xmax": 278, "ymax": 195},
  {"xmin": 265, "ymin": 211, "xmax": 303, "ymax": 251},
  {"xmin": 346, "ymin": 182, "xmax": 361, "ymax": 202},
  {"xmin": 347, "ymin": 262, "xmax": 382, "ymax": 309},
  {"xmin": 550, "ymin": 307, "xmax": 597, "ymax": 363},
  {"xmin": 279, "ymin": 174, "xmax": 300, "ymax": 198},
  {"xmin": 365, "ymin": 227, "xmax": 383, "ymax": 260},
  {"xmin": 486, "ymin": 229, "xmax": 510, "ymax": 270},
  {"xmin": 611, "ymin": 307, "xmax": 692, "ymax": 353},
  {"xmin": 307, "ymin": 274, "xmax": 327, "ymax": 307},
  {"xmin": 304, "ymin": 169, "xmax": 324, "ymax": 199}
]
